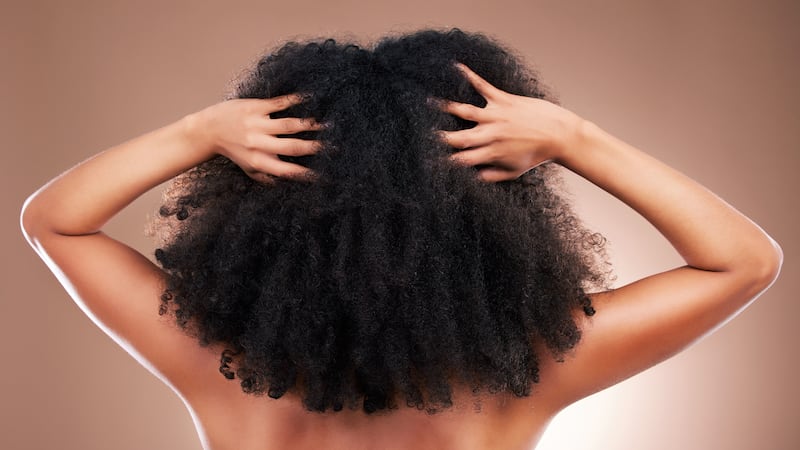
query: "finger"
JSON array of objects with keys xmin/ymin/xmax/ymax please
[
  {"xmin": 438, "ymin": 100, "xmax": 487, "ymax": 122},
  {"xmin": 455, "ymin": 63, "xmax": 500, "ymax": 101},
  {"xmin": 242, "ymin": 133, "xmax": 321, "ymax": 157},
  {"xmin": 246, "ymin": 171, "xmax": 276, "ymax": 185},
  {"xmin": 271, "ymin": 137, "xmax": 322, "ymax": 156},
  {"xmin": 477, "ymin": 167, "xmax": 515, "ymax": 183},
  {"xmin": 448, "ymin": 147, "xmax": 494, "ymax": 167},
  {"xmin": 271, "ymin": 160, "xmax": 316, "ymax": 180},
  {"xmin": 266, "ymin": 117, "xmax": 323, "ymax": 135},
  {"xmin": 264, "ymin": 93, "xmax": 306, "ymax": 113},
  {"xmin": 247, "ymin": 153, "xmax": 315, "ymax": 179},
  {"xmin": 246, "ymin": 168, "xmax": 317, "ymax": 184},
  {"xmin": 438, "ymin": 128, "xmax": 491, "ymax": 150}
]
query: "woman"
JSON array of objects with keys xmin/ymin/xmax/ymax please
[{"xmin": 20, "ymin": 29, "xmax": 781, "ymax": 450}]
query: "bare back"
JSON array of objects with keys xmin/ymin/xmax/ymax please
[{"xmin": 182, "ymin": 343, "xmax": 561, "ymax": 450}]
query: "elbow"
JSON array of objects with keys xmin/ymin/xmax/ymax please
[
  {"xmin": 20, "ymin": 194, "xmax": 36, "ymax": 239},
  {"xmin": 763, "ymin": 237, "xmax": 783, "ymax": 284},
  {"xmin": 748, "ymin": 236, "xmax": 783, "ymax": 293},
  {"xmin": 20, "ymin": 192, "xmax": 46, "ymax": 244}
]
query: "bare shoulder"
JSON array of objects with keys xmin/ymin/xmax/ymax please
[{"xmin": 536, "ymin": 262, "xmax": 779, "ymax": 410}]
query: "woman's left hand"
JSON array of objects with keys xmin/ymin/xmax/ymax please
[{"xmin": 436, "ymin": 64, "xmax": 585, "ymax": 182}]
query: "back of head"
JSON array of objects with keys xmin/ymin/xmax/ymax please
[{"xmin": 154, "ymin": 28, "xmax": 610, "ymax": 414}]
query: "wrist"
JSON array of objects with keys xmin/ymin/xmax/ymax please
[
  {"xmin": 554, "ymin": 117, "xmax": 600, "ymax": 168},
  {"xmin": 180, "ymin": 109, "xmax": 220, "ymax": 159}
]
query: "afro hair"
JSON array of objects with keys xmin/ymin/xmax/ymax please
[{"xmin": 152, "ymin": 28, "xmax": 611, "ymax": 415}]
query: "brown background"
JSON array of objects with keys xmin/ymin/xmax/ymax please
[{"xmin": 2, "ymin": 0, "xmax": 798, "ymax": 449}]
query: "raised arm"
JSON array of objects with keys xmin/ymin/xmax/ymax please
[
  {"xmin": 438, "ymin": 64, "xmax": 783, "ymax": 409},
  {"xmin": 20, "ymin": 95, "xmax": 320, "ymax": 395}
]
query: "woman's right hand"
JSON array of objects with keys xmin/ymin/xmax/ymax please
[
  {"xmin": 188, "ymin": 94, "xmax": 323, "ymax": 182},
  {"xmin": 437, "ymin": 63, "xmax": 585, "ymax": 182}
]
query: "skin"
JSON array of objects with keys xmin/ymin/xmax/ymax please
[{"xmin": 20, "ymin": 64, "xmax": 782, "ymax": 450}]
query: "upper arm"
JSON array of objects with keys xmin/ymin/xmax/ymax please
[
  {"xmin": 537, "ymin": 261, "xmax": 780, "ymax": 410},
  {"xmin": 23, "ymin": 227, "xmax": 216, "ymax": 398}
]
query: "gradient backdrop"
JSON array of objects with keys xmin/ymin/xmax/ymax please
[{"xmin": 2, "ymin": 1, "xmax": 798, "ymax": 449}]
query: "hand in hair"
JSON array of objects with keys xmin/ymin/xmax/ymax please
[
  {"xmin": 189, "ymin": 94, "xmax": 323, "ymax": 183},
  {"xmin": 437, "ymin": 63, "xmax": 584, "ymax": 182}
]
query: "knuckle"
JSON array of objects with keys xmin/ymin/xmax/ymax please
[
  {"xmin": 243, "ymin": 154, "xmax": 258, "ymax": 172},
  {"xmin": 243, "ymin": 134, "xmax": 260, "ymax": 150},
  {"xmin": 245, "ymin": 152, "xmax": 267, "ymax": 172},
  {"xmin": 244, "ymin": 117, "xmax": 262, "ymax": 134},
  {"xmin": 479, "ymin": 123, "xmax": 497, "ymax": 139},
  {"xmin": 303, "ymin": 141, "xmax": 318, "ymax": 154},
  {"xmin": 285, "ymin": 144, "xmax": 302, "ymax": 156},
  {"xmin": 296, "ymin": 141, "xmax": 312, "ymax": 155},
  {"xmin": 486, "ymin": 147, "xmax": 503, "ymax": 164},
  {"xmin": 303, "ymin": 140, "xmax": 320, "ymax": 154},
  {"xmin": 238, "ymin": 100, "xmax": 257, "ymax": 114},
  {"xmin": 465, "ymin": 105, "xmax": 483, "ymax": 120},
  {"xmin": 267, "ymin": 97, "xmax": 287, "ymax": 112},
  {"xmin": 456, "ymin": 135, "xmax": 472, "ymax": 149},
  {"xmin": 279, "ymin": 140, "xmax": 300, "ymax": 156}
]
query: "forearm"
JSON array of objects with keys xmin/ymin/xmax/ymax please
[
  {"xmin": 561, "ymin": 120, "xmax": 782, "ymax": 276},
  {"xmin": 21, "ymin": 113, "xmax": 215, "ymax": 237}
]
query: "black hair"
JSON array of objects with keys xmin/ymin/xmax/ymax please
[{"xmin": 153, "ymin": 28, "xmax": 611, "ymax": 415}]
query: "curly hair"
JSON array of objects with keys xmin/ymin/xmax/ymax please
[{"xmin": 152, "ymin": 28, "xmax": 611, "ymax": 415}]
